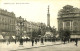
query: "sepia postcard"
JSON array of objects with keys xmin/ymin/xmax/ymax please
[{"xmin": 0, "ymin": 0, "xmax": 80, "ymax": 51}]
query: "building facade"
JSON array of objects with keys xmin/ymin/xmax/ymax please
[
  {"xmin": 57, "ymin": 5, "xmax": 80, "ymax": 38},
  {"xmin": 0, "ymin": 9, "xmax": 16, "ymax": 37},
  {"xmin": 16, "ymin": 16, "xmax": 46, "ymax": 38}
]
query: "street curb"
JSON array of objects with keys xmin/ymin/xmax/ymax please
[{"xmin": 10, "ymin": 43, "xmax": 62, "ymax": 51}]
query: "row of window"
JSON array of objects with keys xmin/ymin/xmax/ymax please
[
  {"xmin": 63, "ymin": 21, "xmax": 80, "ymax": 31},
  {"xmin": 0, "ymin": 24, "xmax": 15, "ymax": 31},
  {"xmin": 0, "ymin": 15, "xmax": 15, "ymax": 24},
  {"xmin": 63, "ymin": 20, "xmax": 80, "ymax": 26}
]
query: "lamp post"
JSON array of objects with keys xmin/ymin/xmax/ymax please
[
  {"xmin": 19, "ymin": 16, "xmax": 24, "ymax": 38},
  {"xmin": 19, "ymin": 16, "xmax": 24, "ymax": 45}
]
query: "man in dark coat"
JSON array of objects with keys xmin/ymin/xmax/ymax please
[
  {"xmin": 32, "ymin": 38, "xmax": 34, "ymax": 46},
  {"xmin": 35, "ymin": 38, "xmax": 37, "ymax": 44},
  {"xmin": 15, "ymin": 39, "xmax": 16, "ymax": 44},
  {"xmin": 75, "ymin": 38, "xmax": 78, "ymax": 46},
  {"xmin": 20, "ymin": 38, "xmax": 23, "ymax": 45},
  {"xmin": 26, "ymin": 38, "xmax": 28, "ymax": 43},
  {"xmin": 41, "ymin": 38, "xmax": 44, "ymax": 45}
]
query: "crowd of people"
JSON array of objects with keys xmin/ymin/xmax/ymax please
[
  {"xmin": 19, "ymin": 37, "xmax": 54, "ymax": 46},
  {"xmin": 6, "ymin": 37, "xmax": 79, "ymax": 46}
]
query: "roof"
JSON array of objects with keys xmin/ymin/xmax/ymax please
[
  {"xmin": 58, "ymin": 5, "xmax": 80, "ymax": 18},
  {"xmin": 58, "ymin": 5, "xmax": 80, "ymax": 15}
]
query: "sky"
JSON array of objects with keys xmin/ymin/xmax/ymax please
[{"xmin": 0, "ymin": 0, "xmax": 80, "ymax": 29}]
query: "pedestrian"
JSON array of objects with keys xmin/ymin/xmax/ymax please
[
  {"xmin": 75, "ymin": 38, "xmax": 78, "ymax": 46},
  {"xmin": 15, "ymin": 39, "xmax": 16, "ymax": 44},
  {"xmin": 32, "ymin": 38, "xmax": 34, "ymax": 46},
  {"xmin": 35, "ymin": 38, "xmax": 37, "ymax": 44},
  {"xmin": 8, "ymin": 39, "xmax": 10, "ymax": 44},
  {"xmin": 41, "ymin": 37, "xmax": 44, "ymax": 45},
  {"xmin": 26, "ymin": 38, "xmax": 28, "ymax": 43},
  {"xmin": 20, "ymin": 38, "xmax": 23, "ymax": 45},
  {"xmin": 7, "ymin": 39, "xmax": 9, "ymax": 45},
  {"xmin": 63, "ymin": 37, "xmax": 66, "ymax": 44}
]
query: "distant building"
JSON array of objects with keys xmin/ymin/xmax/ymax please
[
  {"xmin": 25, "ymin": 22, "xmax": 46, "ymax": 37},
  {"xmin": 57, "ymin": 5, "xmax": 80, "ymax": 38},
  {"xmin": 0, "ymin": 8, "xmax": 16, "ymax": 37},
  {"xmin": 16, "ymin": 16, "xmax": 46, "ymax": 38}
]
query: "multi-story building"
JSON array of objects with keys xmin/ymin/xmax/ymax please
[
  {"xmin": 0, "ymin": 9, "xmax": 16, "ymax": 38},
  {"xmin": 16, "ymin": 16, "xmax": 46, "ymax": 38},
  {"xmin": 24, "ymin": 21, "xmax": 46, "ymax": 37},
  {"xmin": 57, "ymin": 5, "xmax": 80, "ymax": 38}
]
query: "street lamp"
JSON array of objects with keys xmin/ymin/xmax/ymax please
[
  {"xmin": 19, "ymin": 16, "xmax": 25, "ymax": 45},
  {"xmin": 19, "ymin": 16, "xmax": 24, "ymax": 38}
]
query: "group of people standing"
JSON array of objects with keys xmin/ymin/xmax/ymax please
[
  {"xmin": 62, "ymin": 38, "xmax": 79, "ymax": 46},
  {"xmin": 31, "ymin": 37, "xmax": 44, "ymax": 46},
  {"xmin": 7, "ymin": 37, "xmax": 79, "ymax": 47},
  {"xmin": 19, "ymin": 37, "xmax": 44, "ymax": 46},
  {"xmin": 19, "ymin": 37, "xmax": 57, "ymax": 46}
]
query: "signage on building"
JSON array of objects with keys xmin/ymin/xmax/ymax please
[{"xmin": 71, "ymin": 35, "xmax": 80, "ymax": 38}]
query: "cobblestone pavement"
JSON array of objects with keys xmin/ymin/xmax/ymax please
[
  {"xmin": 16, "ymin": 41, "xmax": 80, "ymax": 51},
  {"xmin": 0, "ymin": 41, "xmax": 62, "ymax": 51}
]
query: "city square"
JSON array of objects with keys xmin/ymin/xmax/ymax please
[
  {"xmin": 0, "ymin": 41, "xmax": 80, "ymax": 51},
  {"xmin": 0, "ymin": 0, "xmax": 80, "ymax": 51}
]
